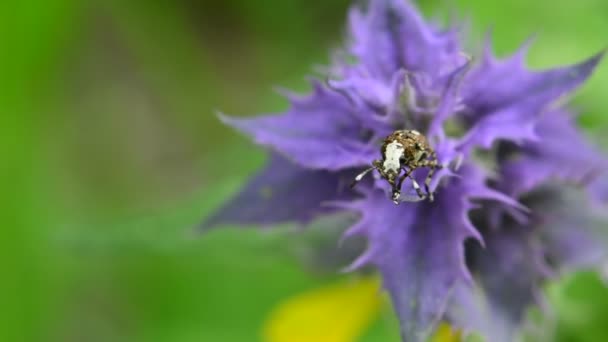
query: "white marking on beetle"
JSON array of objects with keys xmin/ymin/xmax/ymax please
[
  {"xmin": 411, "ymin": 130, "xmax": 420, "ymax": 135},
  {"xmin": 383, "ymin": 141, "xmax": 404, "ymax": 172}
]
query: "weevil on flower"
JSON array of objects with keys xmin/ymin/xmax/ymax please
[
  {"xmin": 203, "ymin": 0, "xmax": 608, "ymax": 341},
  {"xmin": 351, "ymin": 129, "xmax": 441, "ymax": 204}
]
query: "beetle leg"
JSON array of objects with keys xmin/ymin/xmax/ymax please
[
  {"xmin": 420, "ymin": 155, "xmax": 441, "ymax": 201},
  {"xmin": 424, "ymin": 163, "xmax": 437, "ymax": 202},
  {"xmin": 406, "ymin": 171, "xmax": 426, "ymax": 201},
  {"xmin": 392, "ymin": 167, "xmax": 416, "ymax": 204}
]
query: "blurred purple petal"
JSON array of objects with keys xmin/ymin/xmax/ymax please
[
  {"xmin": 499, "ymin": 111, "xmax": 607, "ymax": 197},
  {"xmin": 466, "ymin": 226, "xmax": 548, "ymax": 341},
  {"xmin": 589, "ymin": 175, "xmax": 608, "ymax": 204},
  {"xmin": 531, "ymin": 187, "xmax": 608, "ymax": 271},
  {"xmin": 446, "ymin": 204, "xmax": 549, "ymax": 342},
  {"xmin": 449, "ymin": 187, "xmax": 608, "ymax": 341},
  {"xmin": 201, "ymin": 154, "xmax": 356, "ymax": 229}
]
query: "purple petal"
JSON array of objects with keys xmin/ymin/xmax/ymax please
[
  {"xmin": 448, "ymin": 187, "xmax": 608, "ymax": 341},
  {"xmin": 498, "ymin": 111, "xmax": 607, "ymax": 197},
  {"xmin": 428, "ymin": 57, "xmax": 473, "ymax": 139},
  {"xmin": 473, "ymin": 227, "xmax": 548, "ymax": 336},
  {"xmin": 589, "ymin": 175, "xmax": 608, "ymax": 204},
  {"xmin": 327, "ymin": 73, "xmax": 392, "ymax": 111},
  {"xmin": 347, "ymin": 0, "xmax": 461, "ymax": 80},
  {"xmin": 456, "ymin": 95, "xmax": 542, "ymax": 153},
  {"xmin": 446, "ymin": 223, "xmax": 549, "ymax": 342},
  {"xmin": 464, "ymin": 44, "xmax": 604, "ymax": 116},
  {"xmin": 531, "ymin": 187, "xmax": 608, "ymax": 271},
  {"xmin": 326, "ymin": 69, "xmax": 413, "ymax": 133},
  {"xmin": 341, "ymin": 164, "xmax": 517, "ymax": 341},
  {"xmin": 201, "ymin": 154, "xmax": 356, "ymax": 230},
  {"xmin": 220, "ymin": 81, "xmax": 383, "ymax": 170},
  {"xmin": 344, "ymin": 189, "xmax": 467, "ymax": 341},
  {"xmin": 457, "ymin": 50, "xmax": 604, "ymax": 154}
]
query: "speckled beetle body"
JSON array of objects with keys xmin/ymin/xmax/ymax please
[{"xmin": 351, "ymin": 129, "xmax": 441, "ymax": 204}]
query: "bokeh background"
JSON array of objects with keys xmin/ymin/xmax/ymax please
[{"xmin": 2, "ymin": 0, "xmax": 608, "ymax": 341}]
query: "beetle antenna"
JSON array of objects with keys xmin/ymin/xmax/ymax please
[{"xmin": 350, "ymin": 165, "xmax": 377, "ymax": 189}]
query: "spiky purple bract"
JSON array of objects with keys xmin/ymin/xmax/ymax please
[{"xmin": 203, "ymin": 0, "xmax": 607, "ymax": 340}]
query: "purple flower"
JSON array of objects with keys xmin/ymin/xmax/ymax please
[{"xmin": 202, "ymin": 0, "xmax": 607, "ymax": 340}]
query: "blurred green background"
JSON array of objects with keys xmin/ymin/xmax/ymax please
[{"xmin": 2, "ymin": 0, "xmax": 607, "ymax": 341}]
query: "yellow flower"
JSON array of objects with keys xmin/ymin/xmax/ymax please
[
  {"xmin": 262, "ymin": 276, "xmax": 462, "ymax": 342},
  {"xmin": 432, "ymin": 323, "xmax": 462, "ymax": 342}
]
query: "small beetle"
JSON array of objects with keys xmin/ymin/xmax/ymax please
[{"xmin": 350, "ymin": 130, "xmax": 441, "ymax": 204}]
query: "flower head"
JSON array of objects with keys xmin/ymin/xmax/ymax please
[{"xmin": 203, "ymin": 0, "xmax": 607, "ymax": 340}]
